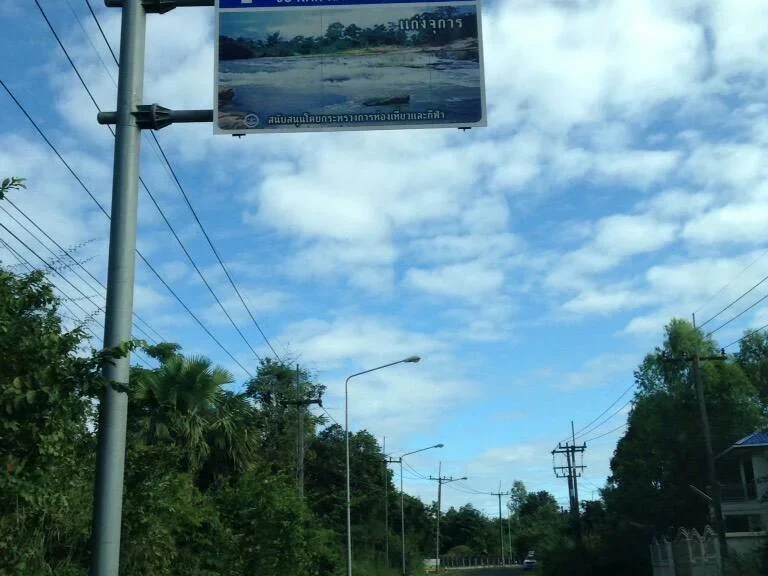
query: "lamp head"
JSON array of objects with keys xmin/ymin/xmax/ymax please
[{"xmin": 403, "ymin": 355, "xmax": 421, "ymax": 363}]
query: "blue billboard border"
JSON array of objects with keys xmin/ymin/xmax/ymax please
[
  {"xmin": 219, "ymin": 0, "xmax": 469, "ymax": 9},
  {"xmin": 213, "ymin": 0, "xmax": 487, "ymax": 134}
]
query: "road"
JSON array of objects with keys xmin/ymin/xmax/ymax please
[{"xmin": 448, "ymin": 568, "xmax": 526, "ymax": 575}]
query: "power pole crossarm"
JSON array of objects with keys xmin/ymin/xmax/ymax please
[{"xmin": 429, "ymin": 465, "xmax": 467, "ymax": 572}]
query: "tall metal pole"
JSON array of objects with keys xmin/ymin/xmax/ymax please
[
  {"xmin": 297, "ymin": 363, "xmax": 304, "ymax": 499},
  {"xmin": 384, "ymin": 437, "xmax": 389, "ymax": 569},
  {"xmin": 345, "ymin": 374, "xmax": 353, "ymax": 576},
  {"xmin": 436, "ymin": 461, "xmax": 442, "ymax": 573},
  {"xmin": 400, "ymin": 459, "xmax": 406, "ymax": 576},
  {"xmin": 507, "ymin": 505, "xmax": 513, "ymax": 565},
  {"xmin": 497, "ymin": 492, "xmax": 504, "ymax": 565},
  {"xmin": 344, "ymin": 356, "xmax": 421, "ymax": 576},
  {"xmin": 90, "ymin": 1, "xmax": 145, "ymax": 574}
]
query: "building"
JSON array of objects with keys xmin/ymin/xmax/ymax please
[{"xmin": 716, "ymin": 431, "xmax": 768, "ymax": 557}]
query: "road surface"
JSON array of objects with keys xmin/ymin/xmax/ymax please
[{"xmin": 449, "ymin": 568, "xmax": 526, "ymax": 575}]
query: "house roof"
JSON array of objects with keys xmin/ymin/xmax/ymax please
[{"xmin": 716, "ymin": 432, "xmax": 768, "ymax": 460}]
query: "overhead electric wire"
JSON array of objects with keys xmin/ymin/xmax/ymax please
[
  {"xmin": 583, "ymin": 422, "xmax": 628, "ymax": 443},
  {"xmin": 33, "ymin": 0, "xmax": 102, "ymax": 112},
  {"xmin": 318, "ymin": 405, "xmax": 340, "ymax": 428},
  {"xmin": 28, "ymin": 5, "xmax": 265, "ymax": 365},
  {"xmin": 723, "ymin": 320, "xmax": 768, "ymax": 350},
  {"xmin": 0, "ymin": 221, "xmax": 106, "ymax": 320},
  {"xmin": 698, "ymin": 269, "xmax": 768, "ymax": 331},
  {"xmin": 64, "ymin": 0, "xmax": 116, "ymax": 85},
  {"xmin": 569, "ymin": 383, "xmax": 635, "ymax": 442},
  {"xmin": 695, "ymin": 249, "xmax": 768, "ymax": 317},
  {"xmin": 403, "ymin": 461, "xmax": 428, "ymax": 480},
  {"xmin": 574, "ymin": 397, "xmax": 633, "ymax": 443},
  {"xmin": 1, "ymin": 226, "xmax": 153, "ymax": 369},
  {"xmin": 83, "ymin": 4, "xmax": 282, "ymax": 361},
  {"xmin": 705, "ymin": 291, "xmax": 768, "ymax": 338},
  {"xmin": 0, "ymin": 81, "xmax": 253, "ymax": 379},
  {"xmin": 0, "ymin": 202, "xmax": 159, "ymax": 344},
  {"xmin": 84, "ymin": 0, "xmax": 119, "ymax": 64}
]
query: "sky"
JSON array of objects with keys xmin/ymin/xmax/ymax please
[{"xmin": 1, "ymin": 0, "xmax": 768, "ymax": 518}]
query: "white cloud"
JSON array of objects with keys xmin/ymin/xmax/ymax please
[
  {"xmin": 405, "ymin": 260, "xmax": 505, "ymax": 302},
  {"xmin": 408, "ymin": 232, "xmax": 520, "ymax": 265},
  {"xmin": 201, "ymin": 288, "xmax": 288, "ymax": 327},
  {"xmin": 556, "ymin": 353, "xmax": 639, "ymax": 392},
  {"xmin": 682, "ymin": 201, "xmax": 768, "ymax": 246},
  {"xmin": 562, "ymin": 287, "xmax": 651, "ymax": 316}
]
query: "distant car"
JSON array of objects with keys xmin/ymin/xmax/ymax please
[{"xmin": 523, "ymin": 558, "xmax": 537, "ymax": 570}]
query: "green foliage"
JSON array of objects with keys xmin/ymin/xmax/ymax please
[
  {"xmin": 219, "ymin": 7, "xmax": 476, "ymax": 61},
  {"xmin": 0, "ymin": 176, "xmax": 25, "ymax": 200}
]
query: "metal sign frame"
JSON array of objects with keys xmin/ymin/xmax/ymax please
[{"xmin": 214, "ymin": 0, "xmax": 486, "ymax": 134}]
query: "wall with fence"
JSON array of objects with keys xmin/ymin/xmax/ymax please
[
  {"xmin": 438, "ymin": 556, "xmax": 514, "ymax": 568},
  {"xmin": 651, "ymin": 527, "xmax": 721, "ymax": 576}
]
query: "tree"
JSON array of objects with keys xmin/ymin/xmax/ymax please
[
  {"xmin": 0, "ymin": 267, "xmax": 102, "ymax": 573},
  {"xmin": 325, "ymin": 22, "xmax": 345, "ymax": 43}
]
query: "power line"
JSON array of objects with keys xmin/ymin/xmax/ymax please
[
  {"xmin": 1, "ymin": 236, "xmax": 153, "ymax": 369},
  {"xmin": 84, "ymin": 0, "xmax": 119, "ymax": 65},
  {"xmin": 0, "ymin": 221, "xmax": 106, "ymax": 320},
  {"xmin": 29, "ymin": 5, "xmax": 264, "ymax": 364},
  {"xmin": 64, "ymin": 0, "xmax": 117, "ymax": 85},
  {"xmin": 33, "ymin": 0, "xmax": 102, "ymax": 112},
  {"xmin": 0, "ymin": 200, "xmax": 161, "ymax": 344},
  {"xmin": 699, "ymin": 269, "xmax": 768, "ymax": 331},
  {"xmin": 567, "ymin": 381, "xmax": 635, "ymax": 443},
  {"xmin": 583, "ymin": 423, "xmax": 628, "ymax": 443},
  {"xmin": 318, "ymin": 404, "xmax": 340, "ymax": 428},
  {"xmin": 0, "ymin": 80, "xmax": 253, "ymax": 378},
  {"xmin": 572, "ymin": 397, "xmax": 633, "ymax": 443},
  {"xmin": 84, "ymin": 3, "xmax": 282, "ymax": 361},
  {"xmin": 723, "ymin": 321, "xmax": 768, "ymax": 351},
  {"xmin": 705, "ymin": 291, "xmax": 768, "ymax": 338},
  {"xmin": 695, "ymin": 250, "xmax": 768, "ymax": 317}
]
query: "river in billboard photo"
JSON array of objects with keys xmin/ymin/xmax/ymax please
[{"xmin": 216, "ymin": 3, "xmax": 485, "ymax": 132}]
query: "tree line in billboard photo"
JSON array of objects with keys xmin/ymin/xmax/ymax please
[{"xmin": 219, "ymin": 6, "xmax": 479, "ymax": 61}]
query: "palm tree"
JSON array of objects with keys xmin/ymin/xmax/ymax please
[{"xmin": 133, "ymin": 354, "xmax": 255, "ymax": 474}]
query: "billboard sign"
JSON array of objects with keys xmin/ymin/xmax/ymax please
[{"xmin": 215, "ymin": 0, "xmax": 486, "ymax": 134}]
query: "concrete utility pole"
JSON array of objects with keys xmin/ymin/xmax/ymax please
[
  {"xmin": 662, "ymin": 318, "xmax": 728, "ymax": 568},
  {"xmin": 685, "ymin": 315, "xmax": 729, "ymax": 566},
  {"xmin": 552, "ymin": 431, "xmax": 586, "ymax": 542},
  {"xmin": 429, "ymin": 463, "xmax": 466, "ymax": 573},
  {"xmin": 281, "ymin": 364, "xmax": 321, "ymax": 499},
  {"xmin": 386, "ymin": 443, "xmax": 443, "ymax": 575},
  {"xmin": 490, "ymin": 490, "xmax": 511, "ymax": 565},
  {"xmin": 297, "ymin": 364, "xmax": 304, "ymax": 498},
  {"xmin": 383, "ymin": 437, "xmax": 389, "ymax": 569}
]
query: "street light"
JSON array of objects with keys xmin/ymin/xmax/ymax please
[
  {"xmin": 398, "ymin": 443, "xmax": 443, "ymax": 576},
  {"xmin": 345, "ymin": 356, "xmax": 421, "ymax": 576}
]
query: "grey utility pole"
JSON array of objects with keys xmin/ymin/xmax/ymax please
[
  {"xmin": 386, "ymin": 443, "xmax": 443, "ymax": 575},
  {"xmin": 662, "ymin": 319, "xmax": 728, "ymax": 568},
  {"xmin": 297, "ymin": 364, "xmax": 304, "ymax": 498},
  {"xmin": 490, "ymin": 490, "xmax": 511, "ymax": 565},
  {"xmin": 383, "ymin": 437, "xmax": 389, "ymax": 569},
  {"xmin": 282, "ymin": 364, "xmax": 321, "ymax": 499},
  {"xmin": 90, "ymin": 1, "xmax": 145, "ymax": 574},
  {"xmin": 692, "ymin": 315, "xmax": 728, "ymax": 567},
  {"xmin": 552, "ymin": 434, "xmax": 586, "ymax": 543},
  {"xmin": 429, "ymin": 463, "xmax": 466, "ymax": 572}
]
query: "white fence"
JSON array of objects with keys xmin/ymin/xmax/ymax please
[{"xmin": 651, "ymin": 527, "xmax": 720, "ymax": 576}]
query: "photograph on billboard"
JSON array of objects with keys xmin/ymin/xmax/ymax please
[{"xmin": 215, "ymin": 0, "xmax": 486, "ymax": 134}]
